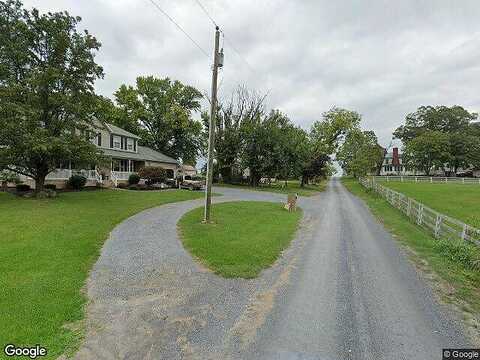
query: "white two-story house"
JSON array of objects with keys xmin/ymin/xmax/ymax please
[{"xmin": 21, "ymin": 121, "xmax": 180, "ymax": 188}]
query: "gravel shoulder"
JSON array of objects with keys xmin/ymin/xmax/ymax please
[{"xmin": 73, "ymin": 180, "xmax": 469, "ymax": 360}]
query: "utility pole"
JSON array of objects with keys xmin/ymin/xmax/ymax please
[{"xmin": 204, "ymin": 26, "xmax": 222, "ymax": 222}]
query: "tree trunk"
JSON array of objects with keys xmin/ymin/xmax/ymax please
[
  {"xmin": 1, "ymin": 181, "xmax": 7, "ymax": 192},
  {"xmin": 35, "ymin": 175, "xmax": 46, "ymax": 193}
]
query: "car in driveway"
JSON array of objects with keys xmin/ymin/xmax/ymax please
[{"xmin": 179, "ymin": 175, "xmax": 205, "ymax": 190}]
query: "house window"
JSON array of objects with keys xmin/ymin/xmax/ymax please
[
  {"xmin": 113, "ymin": 136, "xmax": 121, "ymax": 149},
  {"xmin": 127, "ymin": 138, "xmax": 134, "ymax": 151}
]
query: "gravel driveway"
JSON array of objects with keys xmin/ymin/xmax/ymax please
[{"xmin": 74, "ymin": 179, "xmax": 470, "ymax": 360}]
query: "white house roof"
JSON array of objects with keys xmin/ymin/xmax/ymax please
[{"xmin": 182, "ymin": 165, "xmax": 197, "ymax": 171}]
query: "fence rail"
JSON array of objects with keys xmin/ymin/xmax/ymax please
[
  {"xmin": 373, "ymin": 175, "xmax": 480, "ymax": 184},
  {"xmin": 359, "ymin": 177, "xmax": 480, "ymax": 247}
]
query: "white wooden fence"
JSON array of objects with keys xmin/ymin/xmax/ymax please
[
  {"xmin": 359, "ymin": 177, "xmax": 480, "ymax": 246},
  {"xmin": 373, "ymin": 176, "xmax": 480, "ymax": 184}
]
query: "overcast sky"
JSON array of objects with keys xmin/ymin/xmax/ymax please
[{"xmin": 23, "ymin": 0, "xmax": 480, "ymax": 147}]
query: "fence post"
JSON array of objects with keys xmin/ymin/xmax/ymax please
[
  {"xmin": 415, "ymin": 176, "xmax": 418, "ymax": 183},
  {"xmin": 430, "ymin": 177, "xmax": 432, "ymax": 183},
  {"xmin": 461, "ymin": 224, "xmax": 467, "ymax": 241},
  {"xmin": 407, "ymin": 198, "xmax": 412, "ymax": 217},
  {"xmin": 434, "ymin": 214, "xmax": 442, "ymax": 239},
  {"xmin": 417, "ymin": 204, "xmax": 423, "ymax": 225},
  {"xmin": 401, "ymin": 176, "xmax": 404, "ymax": 182},
  {"xmin": 463, "ymin": 178, "xmax": 465, "ymax": 184}
]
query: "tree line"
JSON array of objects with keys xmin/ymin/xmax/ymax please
[{"xmin": 394, "ymin": 106, "xmax": 480, "ymax": 176}]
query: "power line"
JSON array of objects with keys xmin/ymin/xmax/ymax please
[
  {"xmin": 147, "ymin": 0, "xmax": 210, "ymax": 58},
  {"xmin": 193, "ymin": 0, "xmax": 218, "ymax": 27},
  {"xmin": 223, "ymin": 35, "xmax": 256, "ymax": 73},
  {"xmin": 192, "ymin": 0, "xmax": 256, "ymax": 74}
]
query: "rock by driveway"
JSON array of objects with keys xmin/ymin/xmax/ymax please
[{"xmin": 74, "ymin": 180, "xmax": 470, "ymax": 360}]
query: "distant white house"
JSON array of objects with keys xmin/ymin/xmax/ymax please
[
  {"xmin": 379, "ymin": 146, "xmax": 480, "ymax": 177},
  {"xmin": 180, "ymin": 164, "xmax": 198, "ymax": 177},
  {"xmin": 379, "ymin": 147, "xmax": 417, "ymax": 176}
]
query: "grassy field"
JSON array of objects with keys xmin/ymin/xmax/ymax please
[
  {"xmin": 342, "ymin": 178, "xmax": 480, "ymax": 320},
  {"xmin": 178, "ymin": 201, "xmax": 302, "ymax": 278},
  {"xmin": 380, "ymin": 181, "xmax": 480, "ymax": 229},
  {"xmin": 216, "ymin": 179, "xmax": 326, "ymax": 197},
  {"xmin": 0, "ymin": 189, "xmax": 204, "ymax": 359}
]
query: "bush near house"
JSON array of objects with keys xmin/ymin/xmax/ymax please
[
  {"xmin": 0, "ymin": 171, "xmax": 20, "ymax": 191},
  {"xmin": 138, "ymin": 166, "xmax": 167, "ymax": 185},
  {"xmin": 128, "ymin": 173, "xmax": 140, "ymax": 185},
  {"xmin": 16, "ymin": 184, "xmax": 31, "ymax": 192},
  {"xmin": 67, "ymin": 175, "xmax": 87, "ymax": 190}
]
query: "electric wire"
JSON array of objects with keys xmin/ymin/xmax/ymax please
[{"xmin": 147, "ymin": 0, "xmax": 210, "ymax": 58}]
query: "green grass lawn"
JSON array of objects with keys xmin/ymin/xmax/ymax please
[
  {"xmin": 216, "ymin": 179, "xmax": 326, "ymax": 197},
  {"xmin": 0, "ymin": 189, "xmax": 204, "ymax": 359},
  {"xmin": 342, "ymin": 178, "xmax": 480, "ymax": 318},
  {"xmin": 178, "ymin": 201, "xmax": 302, "ymax": 278},
  {"xmin": 380, "ymin": 181, "xmax": 480, "ymax": 229}
]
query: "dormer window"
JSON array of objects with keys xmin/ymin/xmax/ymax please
[
  {"xmin": 113, "ymin": 136, "xmax": 121, "ymax": 149},
  {"xmin": 127, "ymin": 138, "xmax": 134, "ymax": 151}
]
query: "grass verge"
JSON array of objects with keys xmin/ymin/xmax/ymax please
[
  {"xmin": 380, "ymin": 181, "xmax": 480, "ymax": 228},
  {"xmin": 178, "ymin": 201, "xmax": 302, "ymax": 278},
  {"xmin": 341, "ymin": 178, "xmax": 480, "ymax": 332},
  {"xmin": 0, "ymin": 189, "xmax": 204, "ymax": 359},
  {"xmin": 216, "ymin": 179, "xmax": 326, "ymax": 197}
]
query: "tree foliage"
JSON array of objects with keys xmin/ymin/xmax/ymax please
[
  {"xmin": 337, "ymin": 129, "xmax": 384, "ymax": 177},
  {"xmin": 403, "ymin": 131, "xmax": 451, "ymax": 176},
  {"xmin": 394, "ymin": 105, "xmax": 480, "ymax": 174},
  {"xmin": 107, "ymin": 76, "xmax": 204, "ymax": 164},
  {"xmin": 0, "ymin": 1, "xmax": 105, "ymax": 191}
]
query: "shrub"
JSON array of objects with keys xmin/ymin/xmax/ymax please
[
  {"xmin": 138, "ymin": 166, "xmax": 167, "ymax": 185},
  {"xmin": 128, "ymin": 184, "xmax": 139, "ymax": 190},
  {"xmin": 67, "ymin": 175, "xmax": 87, "ymax": 190},
  {"xmin": 16, "ymin": 184, "xmax": 31, "ymax": 192},
  {"xmin": 434, "ymin": 239, "xmax": 480, "ymax": 271},
  {"xmin": 1, "ymin": 171, "xmax": 20, "ymax": 190},
  {"xmin": 44, "ymin": 184, "xmax": 57, "ymax": 191},
  {"xmin": 117, "ymin": 183, "xmax": 127, "ymax": 189},
  {"xmin": 128, "ymin": 173, "xmax": 140, "ymax": 185}
]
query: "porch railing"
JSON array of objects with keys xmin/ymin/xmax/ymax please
[{"xmin": 111, "ymin": 171, "xmax": 134, "ymax": 180}]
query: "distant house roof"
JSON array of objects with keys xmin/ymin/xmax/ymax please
[
  {"xmin": 102, "ymin": 146, "xmax": 178, "ymax": 165},
  {"xmin": 182, "ymin": 165, "xmax": 197, "ymax": 171},
  {"xmin": 104, "ymin": 123, "xmax": 141, "ymax": 139}
]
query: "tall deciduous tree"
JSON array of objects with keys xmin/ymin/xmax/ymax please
[
  {"xmin": 112, "ymin": 76, "xmax": 204, "ymax": 164},
  {"xmin": 0, "ymin": 0, "xmax": 105, "ymax": 192},
  {"xmin": 394, "ymin": 105, "xmax": 479, "ymax": 174},
  {"xmin": 300, "ymin": 107, "xmax": 362, "ymax": 185},
  {"xmin": 337, "ymin": 129, "xmax": 384, "ymax": 178},
  {"xmin": 205, "ymin": 85, "xmax": 267, "ymax": 183},
  {"xmin": 403, "ymin": 131, "xmax": 451, "ymax": 176}
]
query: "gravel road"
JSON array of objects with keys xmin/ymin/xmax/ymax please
[{"xmin": 74, "ymin": 179, "xmax": 470, "ymax": 360}]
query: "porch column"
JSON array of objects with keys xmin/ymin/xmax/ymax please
[{"xmin": 128, "ymin": 159, "xmax": 132, "ymax": 172}]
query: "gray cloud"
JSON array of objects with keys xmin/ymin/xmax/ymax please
[{"xmin": 22, "ymin": 0, "xmax": 480, "ymax": 146}]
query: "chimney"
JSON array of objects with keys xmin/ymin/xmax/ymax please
[{"xmin": 392, "ymin": 147, "xmax": 400, "ymax": 166}]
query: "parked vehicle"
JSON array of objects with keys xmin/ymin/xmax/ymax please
[{"xmin": 179, "ymin": 175, "xmax": 205, "ymax": 190}]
